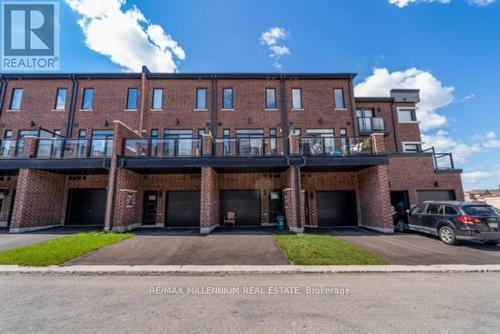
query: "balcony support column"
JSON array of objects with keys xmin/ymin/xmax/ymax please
[{"xmin": 370, "ymin": 133, "xmax": 386, "ymax": 154}]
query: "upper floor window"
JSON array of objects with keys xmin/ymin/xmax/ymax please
[
  {"xmin": 292, "ymin": 88, "xmax": 302, "ymax": 109},
  {"xmin": 223, "ymin": 88, "xmax": 233, "ymax": 109},
  {"xmin": 152, "ymin": 88, "xmax": 163, "ymax": 110},
  {"xmin": 4, "ymin": 130, "xmax": 13, "ymax": 139},
  {"xmin": 82, "ymin": 88, "xmax": 94, "ymax": 110},
  {"xmin": 398, "ymin": 108, "xmax": 417, "ymax": 123},
  {"xmin": 266, "ymin": 88, "xmax": 277, "ymax": 109},
  {"xmin": 55, "ymin": 88, "xmax": 68, "ymax": 110},
  {"xmin": 196, "ymin": 88, "xmax": 207, "ymax": 110},
  {"xmin": 10, "ymin": 88, "xmax": 23, "ymax": 110},
  {"xmin": 126, "ymin": 88, "xmax": 139, "ymax": 110},
  {"xmin": 78, "ymin": 129, "xmax": 87, "ymax": 139},
  {"xmin": 334, "ymin": 88, "xmax": 345, "ymax": 109},
  {"xmin": 402, "ymin": 142, "xmax": 421, "ymax": 153}
]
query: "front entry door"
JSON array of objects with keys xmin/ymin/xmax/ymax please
[
  {"xmin": 269, "ymin": 191, "xmax": 283, "ymax": 224},
  {"xmin": 142, "ymin": 191, "xmax": 158, "ymax": 225}
]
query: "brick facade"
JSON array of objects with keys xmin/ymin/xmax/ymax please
[{"xmin": 0, "ymin": 72, "xmax": 464, "ymax": 234}]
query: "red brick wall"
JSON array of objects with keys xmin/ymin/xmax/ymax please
[
  {"xmin": 388, "ymin": 155, "xmax": 464, "ymax": 205},
  {"xmin": 0, "ymin": 175, "xmax": 17, "ymax": 226},
  {"xmin": 10, "ymin": 169, "xmax": 66, "ymax": 231},
  {"xmin": 200, "ymin": 167, "xmax": 219, "ymax": 232},
  {"xmin": 112, "ymin": 169, "xmax": 143, "ymax": 231}
]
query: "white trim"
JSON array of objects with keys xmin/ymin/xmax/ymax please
[
  {"xmin": 111, "ymin": 223, "xmax": 140, "ymax": 232},
  {"xmin": 220, "ymin": 109, "xmax": 234, "ymax": 111},
  {"xmin": 123, "ymin": 109, "xmax": 138, "ymax": 112},
  {"xmin": 9, "ymin": 224, "xmax": 63, "ymax": 233},
  {"xmin": 6, "ymin": 109, "xmax": 21, "ymax": 112},
  {"xmin": 291, "ymin": 108, "xmax": 304, "ymax": 111},
  {"xmin": 358, "ymin": 224, "xmax": 394, "ymax": 234},
  {"xmin": 200, "ymin": 224, "xmax": 219, "ymax": 234},
  {"xmin": 265, "ymin": 108, "xmax": 278, "ymax": 112},
  {"xmin": 194, "ymin": 108, "xmax": 208, "ymax": 112},
  {"xmin": 334, "ymin": 108, "xmax": 348, "ymax": 111},
  {"xmin": 79, "ymin": 108, "xmax": 93, "ymax": 112},
  {"xmin": 397, "ymin": 106, "xmax": 419, "ymax": 123},
  {"xmin": 402, "ymin": 141, "xmax": 423, "ymax": 153},
  {"xmin": 150, "ymin": 108, "xmax": 164, "ymax": 112}
]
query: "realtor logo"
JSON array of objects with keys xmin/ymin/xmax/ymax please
[{"xmin": 1, "ymin": 1, "xmax": 60, "ymax": 71}]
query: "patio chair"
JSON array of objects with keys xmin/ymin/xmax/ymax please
[{"xmin": 224, "ymin": 211, "xmax": 236, "ymax": 227}]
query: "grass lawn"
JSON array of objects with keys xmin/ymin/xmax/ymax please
[
  {"xmin": 0, "ymin": 232, "xmax": 133, "ymax": 266},
  {"xmin": 274, "ymin": 234, "xmax": 388, "ymax": 265}
]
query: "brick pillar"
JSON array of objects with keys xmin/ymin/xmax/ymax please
[
  {"xmin": 10, "ymin": 169, "xmax": 66, "ymax": 233},
  {"xmin": 357, "ymin": 166, "xmax": 393, "ymax": 233},
  {"xmin": 200, "ymin": 167, "xmax": 219, "ymax": 234},
  {"xmin": 22, "ymin": 136, "xmax": 39, "ymax": 158},
  {"xmin": 202, "ymin": 134, "xmax": 212, "ymax": 157},
  {"xmin": 283, "ymin": 166, "xmax": 304, "ymax": 233},
  {"xmin": 111, "ymin": 169, "xmax": 143, "ymax": 232},
  {"xmin": 289, "ymin": 133, "xmax": 301, "ymax": 155},
  {"xmin": 370, "ymin": 133, "xmax": 386, "ymax": 154}
]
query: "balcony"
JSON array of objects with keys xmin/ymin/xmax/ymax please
[
  {"xmin": 300, "ymin": 136, "xmax": 373, "ymax": 156},
  {"xmin": 213, "ymin": 137, "xmax": 284, "ymax": 157},
  {"xmin": 36, "ymin": 139, "xmax": 114, "ymax": 158},
  {"xmin": 423, "ymin": 147, "xmax": 457, "ymax": 171},
  {"xmin": 124, "ymin": 138, "xmax": 202, "ymax": 158},
  {"xmin": 357, "ymin": 117, "xmax": 388, "ymax": 135},
  {"xmin": 0, "ymin": 139, "xmax": 23, "ymax": 159}
]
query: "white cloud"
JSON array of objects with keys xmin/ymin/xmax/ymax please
[
  {"xmin": 389, "ymin": 0, "xmax": 495, "ymax": 7},
  {"xmin": 462, "ymin": 171, "xmax": 497, "ymax": 184},
  {"xmin": 422, "ymin": 130, "xmax": 482, "ymax": 164},
  {"xmin": 456, "ymin": 94, "xmax": 475, "ymax": 103},
  {"xmin": 65, "ymin": 0, "xmax": 185, "ymax": 72},
  {"xmin": 260, "ymin": 27, "xmax": 291, "ymax": 69},
  {"xmin": 355, "ymin": 68, "xmax": 454, "ymax": 131},
  {"xmin": 471, "ymin": 131, "xmax": 500, "ymax": 148}
]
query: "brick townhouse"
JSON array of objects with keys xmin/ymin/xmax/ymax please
[{"xmin": 0, "ymin": 67, "xmax": 464, "ymax": 233}]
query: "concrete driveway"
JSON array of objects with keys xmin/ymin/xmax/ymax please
[
  {"xmin": 332, "ymin": 228, "xmax": 500, "ymax": 265},
  {"xmin": 0, "ymin": 227, "xmax": 96, "ymax": 252},
  {"xmin": 68, "ymin": 228, "xmax": 289, "ymax": 265}
]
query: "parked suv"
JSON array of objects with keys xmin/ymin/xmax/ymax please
[{"xmin": 398, "ymin": 201, "xmax": 500, "ymax": 245}]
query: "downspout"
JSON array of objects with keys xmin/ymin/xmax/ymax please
[
  {"xmin": 390, "ymin": 100, "xmax": 399, "ymax": 152},
  {"xmin": 280, "ymin": 75, "xmax": 289, "ymax": 154},
  {"xmin": 0, "ymin": 75, "xmax": 8, "ymax": 116},
  {"xmin": 210, "ymin": 75, "xmax": 218, "ymax": 154},
  {"xmin": 348, "ymin": 77, "xmax": 358, "ymax": 137},
  {"xmin": 65, "ymin": 75, "xmax": 78, "ymax": 138},
  {"xmin": 138, "ymin": 66, "xmax": 148, "ymax": 134}
]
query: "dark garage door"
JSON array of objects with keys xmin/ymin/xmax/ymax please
[
  {"xmin": 220, "ymin": 191, "xmax": 260, "ymax": 227},
  {"xmin": 316, "ymin": 191, "xmax": 357, "ymax": 227},
  {"xmin": 417, "ymin": 190, "xmax": 456, "ymax": 203},
  {"xmin": 166, "ymin": 191, "xmax": 200, "ymax": 228},
  {"xmin": 66, "ymin": 189, "xmax": 107, "ymax": 226}
]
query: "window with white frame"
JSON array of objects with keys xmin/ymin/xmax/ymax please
[
  {"xmin": 402, "ymin": 142, "xmax": 421, "ymax": 153},
  {"xmin": 398, "ymin": 108, "xmax": 417, "ymax": 123},
  {"xmin": 292, "ymin": 88, "xmax": 302, "ymax": 109},
  {"xmin": 334, "ymin": 88, "xmax": 345, "ymax": 109}
]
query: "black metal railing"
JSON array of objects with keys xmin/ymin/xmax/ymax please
[
  {"xmin": 300, "ymin": 136, "xmax": 373, "ymax": 156},
  {"xmin": 36, "ymin": 139, "xmax": 114, "ymax": 158},
  {"xmin": 214, "ymin": 137, "xmax": 283, "ymax": 157},
  {"xmin": 423, "ymin": 147, "xmax": 455, "ymax": 170},
  {"xmin": 124, "ymin": 138, "xmax": 202, "ymax": 158},
  {"xmin": 357, "ymin": 117, "xmax": 387, "ymax": 134},
  {"xmin": 0, "ymin": 139, "xmax": 22, "ymax": 158}
]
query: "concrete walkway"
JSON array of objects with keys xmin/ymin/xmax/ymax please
[
  {"xmin": 331, "ymin": 228, "xmax": 500, "ymax": 265},
  {"xmin": 68, "ymin": 229, "xmax": 289, "ymax": 265}
]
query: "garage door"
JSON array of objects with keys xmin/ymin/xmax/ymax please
[
  {"xmin": 166, "ymin": 191, "xmax": 200, "ymax": 228},
  {"xmin": 316, "ymin": 191, "xmax": 357, "ymax": 227},
  {"xmin": 417, "ymin": 190, "xmax": 456, "ymax": 203},
  {"xmin": 220, "ymin": 191, "xmax": 260, "ymax": 227},
  {"xmin": 66, "ymin": 189, "xmax": 107, "ymax": 226}
]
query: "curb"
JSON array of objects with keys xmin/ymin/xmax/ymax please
[{"xmin": 1, "ymin": 264, "xmax": 500, "ymax": 275}]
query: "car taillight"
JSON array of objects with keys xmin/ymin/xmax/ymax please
[{"xmin": 458, "ymin": 215, "xmax": 481, "ymax": 224}]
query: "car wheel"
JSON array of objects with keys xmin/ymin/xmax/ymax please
[
  {"xmin": 439, "ymin": 226, "xmax": 457, "ymax": 245},
  {"xmin": 395, "ymin": 220, "xmax": 407, "ymax": 233}
]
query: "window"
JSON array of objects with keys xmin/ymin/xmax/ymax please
[
  {"xmin": 403, "ymin": 142, "xmax": 421, "ymax": 153},
  {"xmin": 305, "ymin": 129, "xmax": 335, "ymax": 155},
  {"xmin": 126, "ymin": 88, "xmax": 139, "ymax": 110},
  {"xmin": 151, "ymin": 129, "xmax": 159, "ymax": 156},
  {"xmin": 4, "ymin": 130, "xmax": 13, "ymax": 139},
  {"xmin": 292, "ymin": 88, "xmax": 302, "ymax": 109},
  {"xmin": 55, "ymin": 88, "xmax": 68, "ymax": 110},
  {"xmin": 411, "ymin": 205, "xmax": 424, "ymax": 215},
  {"xmin": 223, "ymin": 129, "xmax": 231, "ymax": 156},
  {"xmin": 426, "ymin": 204, "xmax": 441, "ymax": 215},
  {"xmin": 198, "ymin": 129, "xmax": 205, "ymax": 155},
  {"xmin": 78, "ymin": 130, "xmax": 87, "ymax": 139},
  {"xmin": 164, "ymin": 130, "xmax": 193, "ymax": 156},
  {"xmin": 444, "ymin": 206, "xmax": 458, "ymax": 215},
  {"xmin": 82, "ymin": 88, "xmax": 94, "ymax": 110},
  {"xmin": 223, "ymin": 88, "xmax": 233, "ymax": 109},
  {"xmin": 91, "ymin": 130, "xmax": 114, "ymax": 157},
  {"xmin": 151, "ymin": 129, "xmax": 159, "ymax": 138},
  {"xmin": 266, "ymin": 88, "xmax": 277, "ymax": 109},
  {"xmin": 196, "ymin": 88, "xmax": 207, "ymax": 110},
  {"xmin": 398, "ymin": 108, "xmax": 417, "ymax": 123},
  {"xmin": 152, "ymin": 88, "xmax": 163, "ymax": 110},
  {"xmin": 334, "ymin": 88, "xmax": 345, "ymax": 109},
  {"xmin": 270, "ymin": 128, "xmax": 277, "ymax": 154},
  {"xmin": 10, "ymin": 88, "xmax": 23, "ymax": 110},
  {"xmin": 236, "ymin": 129, "xmax": 264, "ymax": 156}
]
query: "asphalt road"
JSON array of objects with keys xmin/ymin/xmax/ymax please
[{"xmin": 1, "ymin": 273, "xmax": 499, "ymax": 333}]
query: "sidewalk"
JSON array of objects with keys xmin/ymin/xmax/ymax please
[{"xmin": 1, "ymin": 264, "xmax": 500, "ymax": 275}]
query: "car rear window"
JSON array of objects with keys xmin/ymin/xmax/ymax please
[{"xmin": 462, "ymin": 206, "xmax": 496, "ymax": 216}]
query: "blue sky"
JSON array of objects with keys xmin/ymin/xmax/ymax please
[{"xmin": 41, "ymin": 0, "xmax": 500, "ymax": 189}]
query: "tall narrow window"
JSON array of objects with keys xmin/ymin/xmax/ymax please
[
  {"xmin": 223, "ymin": 88, "xmax": 233, "ymax": 109},
  {"xmin": 266, "ymin": 88, "xmax": 277, "ymax": 109},
  {"xmin": 292, "ymin": 88, "xmax": 302, "ymax": 109},
  {"xmin": 152, "ymin": 88, "xmax": 163, "ymax": 110},
  {"xmin": 196, "ymin": 88, "xmax": 207, "ymax": 110},
  {"xmin": 10, "ymin": 88, "xmax": 23, "ymax": 110},
  {"xmin": 223, "ymin": 129, "xmax": 231, "ymax": 156},
  {"xmin": 126, "ymin": 88, "xmax": 139, "ymax": 110},
  {"xmin": 82, "ymin": 88, "xmax": 94, "ymax": 110},
  {"xmin": 55, "ymin": 88, "xmax": 68, "ymax": 110},
  {"xmin": 4, "ymin": 130, "xmax": 13, "ymax": 139},
  {"xmin": 270, "ymin": 128, "xmax": 277, "ymax": 155},
  {"xmin": 151, "ymin": 129, "xmax": 159, "ymax": 157},
  {"xmin": 334, "ymin": 88, "xmax": 345, "ymax": 109},
  {"xmin": 198, "ymin": 129, "xmax": 205, "ymax": 155}
]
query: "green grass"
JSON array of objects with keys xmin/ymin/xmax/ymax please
[
  {"xmin": 274, "ymin": 234, "xmax": 388, "ymax": 265},
  {"xmin": 0, "ymin": 232, "xmax": 134, "ymax": 266}
]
